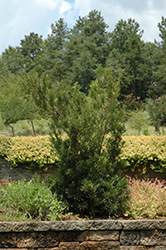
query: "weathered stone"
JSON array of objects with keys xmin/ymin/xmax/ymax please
[
  {"xmin": 77, "ymin": 231, "xmax": 90, "ymax": 241},
  {"xmin": 46, "ymin": 232, "xmax": 59, "ymax": 247},
  {"xmin": 154, "ymin": 247, "xmax": 166, "ymax": 250},
  {"xmin": 12, "ymin": 221, "xmax": 49, "ymax": 232},
  {"xmin": 120, "ymin": 231, "xmax": 140, "ymax": 245},
  {"xmin": 120, "ymin": 247, "xmax": 153, "ymax": 250},
  {"xmin": 122, "ymin": 220, "xmax": 156, "ymax": 231},
  {"xmin": 153, "ymin": 246, "xmax": 166, "ymax": 250},
  {"xmin": 16, "ymin": 232, "xmax": 59, "ymax": 248},
  {"xmin": 28, "ymin": 221, "xmax": 50, "ymax": 231},
  {"xmin": 80, "ymin": 240, "xmax": 120, "ymax": 250},
  {"xmin": 0, "ymin": 249, "xmax": 29, "ymax": 250},
  {"xmin": 0, "ymin": 233, "xmax": 17, "ymax": 248},
  {"xmin": 140, "ymin": 230, "xmax": 166, "ymax": 246},
  {"xmin": 17, "ymin": 237, "xmax": 36, "ymax": 248},
  {"xmin": 59, "ymin": 242, "xmax": 79, "ymax": 249},
  {"xmin": 10, "ymin": 220, "xmax": 122, "ymax": 232},
  {"xmin": 0, "ymin": 220, "xmax": 166, "ymax": 249},
  {"xmin": 140, "ymin": 230, "xmax": 156, "ymax": 246},
  {"xmin": 155, "ymin": 220, "xmax": 166, "ymax": 230},
  {"xmin": 0, "ymin": 233, "xmax": 17, "ymax": 247},
  {"xmin": 17, "ymin": 232, "xmax": 46, "ymax": 248},
  {"xmin": 78, "ymin": 230, "xmax": 119, "ymax": 242},
  {"xmin": 87, "ymin": 220, "xmax": 122, "ymax": 231},
  {"xmin": 59, "ymin": 231, "xmax": 81, "ymax": 242},
  {"xmin": 0, "ymin": 222, "xmax": 13, "ymax": 232},
  {"xmin": 49, "ymin": 221, "xmax": 88, "ymax": 231},
  {"xmin": 90, "ymin": 230, "xmax": 119, "ymax": 241},
  {"xmin": 0, "ymin": 249, "xmax": 59, "ymax": 250},
  {"xmin": 38, "ymin": 248, "xmax": 59, "ymax": 250}
]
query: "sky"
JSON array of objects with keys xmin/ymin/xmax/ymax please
[{"xmin": 0, "ymin": 0, "xmax": 166, "ymax": 55}]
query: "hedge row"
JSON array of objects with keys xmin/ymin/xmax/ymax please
[
  {"xmin": 121, "ymin": 136, "xmax": 166, "ymax": 173},
  {"xmin": 0, "ymin": 135, "xmax": 58, "ymax": 169},
  {"xmin": 0, "ymin": 135, "xmax": 166, "ymax": 173}
]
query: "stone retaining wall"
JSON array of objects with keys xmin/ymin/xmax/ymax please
[
  {"xmin": 0, "ymin": 157, "xmax": 57, "ymax": 181},
  {"xmin": 0, "ymin": 220, "xmax": 166, "ymax": 249},
  {"xmin": 1, "ymin": 155, "xmax": 166, "ymax": 182}
]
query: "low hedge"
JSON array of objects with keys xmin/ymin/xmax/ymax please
[
  {"xmin": 0, "ymin": 135, "xmax": 58, "ymax": 169},
  {"xmin": 121, "ymin": 136, "xmax": 166, "ymax": 173},
  {"xmin": 0, "ymin": 135, "xmax": 166, "ymax": 173}
]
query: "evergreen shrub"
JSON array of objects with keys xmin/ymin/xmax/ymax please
[{"xmin": 41, "ymin": 66, "xmax": 130, "ymax": 217}]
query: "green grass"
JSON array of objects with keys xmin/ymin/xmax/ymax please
[
  {"xmin": 123, "ymin": 122, "xmax": 166, "ymax": 136},
  {"xmin": 0, "ymin": 117, "xmax": 50, "ymax": 136},
  {"xmin": 0, "ymin": 114, "xmax": 166, "ymax": 137}
]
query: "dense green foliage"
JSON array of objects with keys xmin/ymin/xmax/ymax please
[
  {"xmin": 0, "ymin": 174, "xmax": 64, "ymax": 221},
  {"xmin": 147, "ymin": 95, "xmax": 166, "ymax": 133},
  {"xmin": 108, "ymin": 18, "xmax": 149, "ymax": 100},
  {"xmin": 0, "ymin": 10, "xmax": 166, "ymax": 135},
  {"xmin": 37, "ymin": 66, "xmax": 129, "ymax": 217},
  {"xmin": 121, "ymin": 136, "xmax": 166, "ymax": 173},
  {"xmin": 1, "ymin": 135, "xmax": 166, "ymax": 175},
  {"xmin": 1, "ymin": 9, "xmax": 166, "ymax": 220},
  {"xmin": 0, "ymin": 10, "xmax": 166, "ymax": 99},
  {"xmin": 0, "ymin": 74, "xmax": 39, "ymax": 136},
  {"xmin": 0, "ymin": 9, "xmax": 166, "ymax": 134}
]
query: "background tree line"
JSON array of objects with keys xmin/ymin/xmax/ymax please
[{"xmin": 0, "ymin": 9, "xmax": 166, "ymax": 134}]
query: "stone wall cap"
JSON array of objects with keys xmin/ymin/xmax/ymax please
[
  {"xmin": 155, "ymin": 219, "xmax": 166, "ymax": 230},
  {"xmin": 121, "ymin": 219, "xmax": 166, "ymax": 230},
  {"xmin": 0, "ymin": 219, "xmax": 165, "ymax": 232}
]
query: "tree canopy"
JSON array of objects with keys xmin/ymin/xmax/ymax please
[{"xmin": 0, "ymin": 10, "xmax": 166, "ymax": 132}]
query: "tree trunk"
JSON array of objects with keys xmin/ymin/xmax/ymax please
[
  {"xmin": 8, "ymin": 124, "xmax": 15, "ymax": 137},
  {"xmin": 30, "ymin": 120, "xmax": 36, "ymax": 136}
]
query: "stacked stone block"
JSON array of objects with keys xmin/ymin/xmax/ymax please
[{"xmin": 0, "ymin": 220, "xmax": 165, "ymax": 249}]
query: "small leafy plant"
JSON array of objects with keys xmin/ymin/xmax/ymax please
[
  {"xmin": 0, "ymin": 174, "xmax": 64, "ymax": 221},
  {"xmin": 125, "ymin": 177, "xmax": 166, "ymax": 219},
  {"xmin": 0, "ymin": 178, "xmax": 18, "ymax": 187}
]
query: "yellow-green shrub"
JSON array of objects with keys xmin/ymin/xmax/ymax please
[
  {"xmin": 0, "ymin": 135, "xmax": 166, "ymax": 172},
  {"xmin": 121, "ymin": 136, "xmax": 166, "ymax": 173},
  {"xmin": 0, "ymin": 135, "xmax": 11, "ymax": 157},
  {"xmin": 0, "ymin": 135, "xmax": 58, "ymax": 168}
]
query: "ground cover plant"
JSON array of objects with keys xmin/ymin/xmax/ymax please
[
  {"xmin": 0, "ymin": 174, "xmax": 65, "ymax": 221},
  {"xmin": 125, "ymin": 177, "xmax": 166, "ymax": 219},
  {"xmin": 1, "ymin": 175, "xmax": 166, "ymax": 221}
]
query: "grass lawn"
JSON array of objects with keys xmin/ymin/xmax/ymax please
[{"xmin": 0, "ymin": 117, "xmax": 165, "ymax": 137}]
